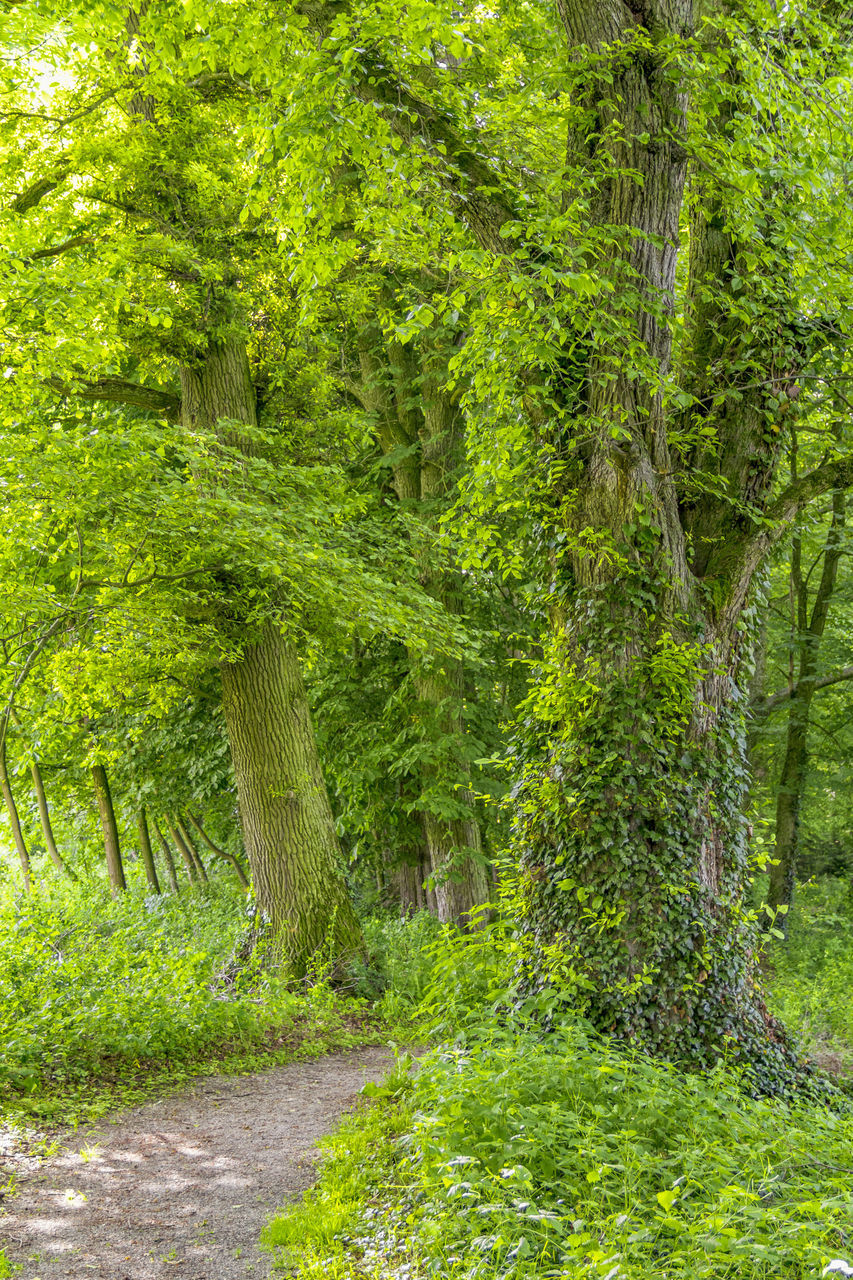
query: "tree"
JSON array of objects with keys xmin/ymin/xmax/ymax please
[
  {"xmin": 0, "ymin": 1, "xmax": 432, "ymax": 970},
  {"xmin": 275, "ymin": 0, "xmax": 853, "ymax": 1080}
]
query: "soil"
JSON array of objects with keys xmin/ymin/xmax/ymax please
[{"xmin": 0, "ymin": 1046, "xmax": 396, "ymax": 1280}]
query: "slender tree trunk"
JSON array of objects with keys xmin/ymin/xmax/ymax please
[
  {"xmin": 0, "ymin": 741, "xmax": 31, "ymax": 893},
  {"xmin": 186, "ymin": 812, "xmax": 250, "ymax": 888},
  {"xmin": 137, "ymin": 809, "xmax": 160, "ymax": 894},
  {"xmin": 765, "ymin": 482, "xmax": 846, "ymax": 926},
  {"xmin": 220, "ymin": 623, "xmax": 363, "ymax": 975},
  {"xmin": 176, "ymin": 816, "xmax": 208, "ymax": 883},
  {"xmin": 166, "ymin": 814, "xmax": 198, "ymax": 884},
  {"xmin": 152, "ymin": 818, "xmax": 180, "ymax": 893},
  {"xmin": 30, "ymin": 759, "xmax": 76, "ymax": 880},
  {"xmin": 92, "ymin": 763, "xmax": 126, "ymax": 895}
]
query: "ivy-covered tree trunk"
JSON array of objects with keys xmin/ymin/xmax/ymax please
[
  {"xmin": 92, "ymin": 763, "xmax": 126, "ymax": 895},
  {"xmin": 220, "ymin": 623, "xmax": 363, "ymax": 973},
  {"xmin": 357, "ymin": 330, "xmax": 489, "ymax": 926},
  {"xmin": 506, "ymin": 0, "xmax": 809, "ymax": 1085}
]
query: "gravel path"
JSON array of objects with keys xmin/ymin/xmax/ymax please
[{"xmin": 0, "ymin": 1047, "xmax": 395, "ymax": 1280}]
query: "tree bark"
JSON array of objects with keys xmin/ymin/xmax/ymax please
[
  {"xmin": 0, "ymin": 741, "xmax": 31, "ymax": 893},
  {"xmin": 30, "ymin": 759, "xmax": 76, "ymax": 880},
  {"xmin": 152, "ymin": 817, "xmax": 180, "ymax": 893},
  {"xmin": 92, "ymin": 763, "xmax": 126, "ymax": 895},
  {"xmin": 356, "ymin": 324, "xmax": 490, "ymax": 926},
  {"xmin": 137, "ymin": 809, "xmax": 160, "ymax": 894},
  {"xmin": 180, "ymin": 337, "xmax": 362, "ymax": 971},
  {"xmin": 220, "ymin": 623, "xmax": 363, "ymax": 975},
  {"xmin": 186, "ymin": 812, "xmax": 250, "ymax": 888}
]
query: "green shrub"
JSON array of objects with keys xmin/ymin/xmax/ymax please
[
  {"xmin": 268, "ymin": 1022, "xmax": 853, "ymax": 1280},
  {"xmin": 765, "ymin": 877, "xmax": 853, "ymax": 1070},
  {"xmin": 0, "ymin": 877, "xmax": 373, "ymax": 1119}
]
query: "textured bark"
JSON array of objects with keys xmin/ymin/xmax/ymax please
[
  {"xmin": 220, "ymin": 624, "xmax": 363, "ymax": 975},
  {"xmin": 186, "ymin": 812, "xmax": 250, "ymax": 888},
  {"xmin": 137, "ymin": 809, "xmax": 161, "ymax": 894},
  {"xmin": 28, "ymin": 759, "xmax": 75, "ymax": 879},
  {"xmin": 0, "ymin": 742, "xmax": 31, "ymax": 893},
  {"xmin": 152, "ymin": 818, "xmax": 180, "ymax": 893},
  {"xmin": 178, "ymin": 337, "xmax": 361, "ymax": 967},
  {"xmin": 92, "ymin": 764, "xmax": 126, "ymax": 895}
]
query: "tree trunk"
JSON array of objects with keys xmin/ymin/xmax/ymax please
[
  {"xmin": 0, "ymin": 741, "xmax": 31, "ymax": 893},
  {"xmin": 137, "ymin": 809, "xmax": 160, "ymax": 894},
  {"xmin": 30, "ymin": 759, "xmax": 76, "ymax": 880},
  {"xmin": 186, "ymin": 812, "xmax": 250, "ymax": 888},
  {"xmin": 152, "ymin": 818, "xmax": 180, "ymax": 893},
  {"xmin": 92, "ymin": 763, "xmax": 126, "ymax": 895},
  {"xmin": 166, "ymin": 814, "xmax": 198, "ymax": 884},
  {"xmin": 176, "ymin": 816, "xmax": 208, "ymax": 883},
  {"xmin": 220, "ymin": 623, "xmax": 363, "ymax": 976},
  {"xmin": 765, "ymin": 481, "xmax": 846, "ymax": 926},
  {"xmin": 357, "ymin": 327, "xmax": 490, "ymax": 926},
  {"xmin": 181, "ymin": 339, "xmax": 362, "ymax": 972},
  {"xmin": 507, "ymin": 0, "xmax": 808, "ymax": 1087}
]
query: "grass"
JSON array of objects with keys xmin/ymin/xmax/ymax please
[{"xmin": 264, "ymin": 888, "xmax": 853, "ymax": 1280}]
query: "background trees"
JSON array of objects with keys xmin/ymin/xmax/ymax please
[{"xmin": 0, "ymin": 0, "xmax": 852, "ymax": 1085}]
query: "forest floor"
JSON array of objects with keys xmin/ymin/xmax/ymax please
[{"xmin": 0, "ymin": 1046, "xmax": 395, "ymax": 1280}]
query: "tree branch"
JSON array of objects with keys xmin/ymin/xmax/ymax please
[
  {"xmin": 48, "ymin": 376, "xmax": 182, "ymax": 421},
  {"xmin": 753, "ymin": 664, "xmax": 853, "ymax": 718},
  {"xmin": 721, "ymin": 451, "xmax": 853, "ymax": 633}
]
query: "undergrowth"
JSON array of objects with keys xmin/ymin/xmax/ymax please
[
  {"xmin": 0, "ymin": 877, "xmax": 407, "ymax": 1128},
  {"xmin": 266, "ymin": 896, "xmax": 853, "ymax": 1280},
  {"xmin": 764, "ymin": 877, "xmax": 853, "ymax": 1073}
]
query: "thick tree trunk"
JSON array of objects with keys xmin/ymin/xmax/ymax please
[
  {"xmin": 186, "ymin": 812, "xmax": 250, "ymax": 888},
  {"xmin": 137, "ymin": 809, "xmax": 161, "ymax": 894},
  {"xmin": 92, "ymin": 763, "xmax": 126, "ymax": 895},
  {"xmin": 30, "ymin": 760, "xmax": 76, "ymax": 880},
  {"xmin": 152, "ymin": 818, "xmax": 180, "ymax": 893},
  {"xmin": 0, "ymin": 742, "xmax": 31, "ymax": 893},
  {"xmin": 220, "ymin": 623, "xmax": 363, "ymax": 975},
  {"xmin": 182, "ymin": 339, "xmax": 362, "ymax": 971}
]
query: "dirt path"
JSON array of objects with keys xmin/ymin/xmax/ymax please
[{"xmin": 0, "ymin": 1047, "xmax": 395, "ymax": 1280}]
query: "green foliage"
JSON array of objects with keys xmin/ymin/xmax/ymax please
[
  {"xmin": 268, "ymin": 1018, "xmax": 853, "ymax": 1280},
  {"xmin": 766, "ymin": 879, "xmax": 853, "ymax": 1075},
  {"xmin": 347, "ymin": 911, "xmax": 444, "ymax": 1019},
  {"xmin": 0, "ymin": 878, "xmax": 379, "ymax": 1124}
]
